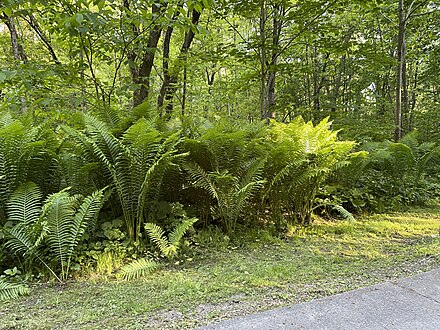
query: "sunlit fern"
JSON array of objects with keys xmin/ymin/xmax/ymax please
[
  {"xmin": 118, "ymin": 258, "xmax": 158, "ymax": 281},
  {"xmin": 145, "ymin": 217, "xmax": 198, "ymax": 259},
  {"xmin": 0, "ymin": 279, "xmax": 29, "ymax": 302}
]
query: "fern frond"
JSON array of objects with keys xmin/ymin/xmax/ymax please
[
  {"xmin": 184, "ymin": 162, "xmax": 219, "ymax": 200},
  {"xmin": 0, "ymin": 279, "xmax": 29, "ymax": 302},
  {"xmin": 168, "ymin": 218, "xmax": 198, "ymax": 246},
  {"xmin": 332, "ymin": 204, "xmax": 355, "ymax": 222},
  {"xmin": 5, "ymin": 224, "xmax": 35, "ymax": 258},
  {"xmin": 7, "ymin": 182, "xmax": 42, "ymax": 225},
  {"xmin": 44, "ymin": 191, "xmax": 77, "ymax": 279},
  {"xmin": 144, "ymin": 223, "xmax": 171, "ymax": 255},
  {"xmin": 240, "ymin": 157, "xmax": 266, "ymax": 187},
  {"xmin": 66, "ymin": 189, "xmax": 105, "ymax": 268},
  {"xmin": 118, "ymin": 258, "xmax": 158, "ymax": 280},
  {"xmin": 84, "ymin": 114, "xmax": 123, "ymax": 165}
]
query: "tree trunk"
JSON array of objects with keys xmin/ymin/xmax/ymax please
[
  {"xmin": 259, "ymin": 0, "xmax": 267, "ymax": 120},
  {"xmin": 3, "ymin": 14, "xmax": 26, "ymax": 62},
  {"xmin": 266, "ymin": 4, "xmax": 282, "ymax": 120},
  {"xmin": 158, "ymin": 9, "xmax": 202, "ymax": 118},
  {"xmin": 158, "ymin": 25, "xmax": 175, "ymax": 111},
  {"xmin": 408, "ymin": 60, "xmax": 419, "ymax": 131},
  {"xmin": 181, "ymin": 60, "xmax": 187, "ymax": 117},
  {"xmin": 332, "ymin": 55, "xmax": 346, "ymax": 112},
  {"xmin": 133, "ymin": 3, "xmax": 165, "ymax": 107},
  {"xmin": 395, "ymin": 0, "xmax": 406, "ymax": 141}
]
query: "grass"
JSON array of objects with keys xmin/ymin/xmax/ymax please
[{"xmin": 1, "ymin": 209, "xmax": 440, "ymax": 329}]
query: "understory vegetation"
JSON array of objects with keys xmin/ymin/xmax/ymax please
[{"xmin": 0, "ymin": 109, "xmax": 439, "ymax": 302}]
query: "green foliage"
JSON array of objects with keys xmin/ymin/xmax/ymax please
[
  {"xmin": 145, "ymin": 217, "xmax": 198, "ymax": 259},
  {"xmin": 335, "ymin": 132, "xmax": 440, "ymax": 212},
  {"xmin": 64, "ymin": 114, "xmax": 187, "ymax": 242},
  {"xmin": 0, "ymin": 278, "xmax": 29, "ymax": 302},
  {"xmin": 0, "ymin": 113, "xmax": 59, "ymax": 224},
  {"xmin": 184, "ymin": 120, "xmax": 267, "ymax": 232},
  {"xmin": 185, "ymin": 159, "xmax": 266, "ymax": 232},
  {"xmin": 4, "ymin": 182, "xmax": 105, "ymax": 281},
  {"xmin": 117, "ymin": 258, "xmax": 158, "ymax": 281},
  {"xmin": 44, "ymin": 188, "xmax": 105, "ymax": 280},
  {"xmin": 0, "ymin": 0, "xmax": 438, "ymax": 291},
  {"xmin": 265, "ymin": 117, "xmax": 355, "ymax": 224}
]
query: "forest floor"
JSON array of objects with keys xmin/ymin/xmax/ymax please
[{"xmin": 1, "ymin": 208, "xmax": 440, "ymax": 330}]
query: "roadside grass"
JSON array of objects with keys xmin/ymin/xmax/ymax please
[{"xmin": 1, "ymin": 210, "xmax": 439, "ymax": 329}]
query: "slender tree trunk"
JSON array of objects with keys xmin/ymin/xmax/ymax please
[
  {"xmin": 80, "ymin": 49, "xmax": 87, "ymax": 112},
  {"xmin": 402, "ymin": 56, "xmax": 409, "ymax": 134},
  {"xmin": 395, "ymin": 0, "xmax": 406, "ymax": 141},
  {"xmin": 3, "ymin": 13, "xmax": 27, "ymax": 112},
  {"xmin": 305, "ymin": 44, "xmax": 312, "ymax": 110},
  {"xmin": 266, "ymin": 4, "xmax": 282, "ymax": 120},
  {"xmin": 332, "ymin": 55, "xmax": 345, "ymax": 112},
  {"xmin": 259, "ymin": 0, "xmax": 267, "ymax": 120},
  {"xmin": 408, "ymin": 60, "xmax": 419, "ymax": 131},
  {"xmin": 158, "ymin": 9, "xmax": 202, "ymax": 118},
  {"xmin": 158, "ymin": 25, "xmax": 175, "ymax": 111},
  {"xmin": 181, "ymin": 58, "xmax": 188, "ymax": 117},
  {"xmin": 133, "ymin": 3, "xmax": 165, "ymax": 106},
  {"xmin": 3, "ymin": 14, "xmax": 26, "ymax": 62},
  {"xmin": 313, "ymin": 47, "xmax": 320, "ymax": 113},
  {"xmin": 312, "ymin": 50, "xmax": 330, "ymax": 116}
]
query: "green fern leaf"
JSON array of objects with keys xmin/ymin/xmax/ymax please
[
  {"xmin": 0, "ymin": 279, "xmax": 29, "ymax": 302},
  {"xmin": 7, "ymin": 182, "xmax": 42, "ymax": 225},
  {"xmin": 118, "ymin": 258, "xmax": 158, "ymax": 280},
  {"xmin": 144, "ymin": 223, "xmax": 171, "ymax": 256},
  {"xmin": 168, "ymin": 218, "xmax": 198, "ymax": 247},
  {"xmin": 184, "ymin": 162, "xmax": 219, "ymax": 200},
  {"xmin": 43, "ymin": 190, "xmax": 77, "ymax": 279}
]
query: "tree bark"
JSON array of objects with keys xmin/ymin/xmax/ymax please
[
  {"xmin": 395, "ymin": 0, "xmax": 406, "ymax": 141},
  {"xmin": 158, "ymin": 9, "xmax": 202, "ymax": 118},
  {"xmin": 259, "ymin": 0, "xmax": 268, "ymax": 120},
  {"xmin": 3, "ymin": 14, "xmax": 26, "ymax": 62},
  {"xmin": 266, "ymin": 4, "xmax": 282, "ymax": 120},
  {"xmin": 133, "ymin": 3, "xmax": 165, "ymax": 107},
  {"xmin": 332, "ymin": 55, "xmax": 345, "ymax": 112}
]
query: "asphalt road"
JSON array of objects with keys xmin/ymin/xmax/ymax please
[{"xmin": 198, "ymin": 268, "xmax": 440, "ymax": 330}]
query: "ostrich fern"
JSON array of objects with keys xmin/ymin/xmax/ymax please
[
  {"xmin": 145, "ymin": 217, "xmax": 198, "ymax": 259},
  {"xmin": 185, "ymin": 158, "xmax": 265, "ymax": 233},
  {"xmin": 266, "ymin": 117, "xmax": 355, "ymax": 224},
  {"xmin": 0, "ymin": 279, "xmax": 29, "ymax": 302},
  {"xmin": 118, "ymin": 217, "xmax": 197, "ymax": 280},
  {"xmin": 5, "ymin": 183, "xmax": 105, "ymax": 281},
  {"xmin": 64, "ymin": 115, "xmax": 187, "ymax": 242},
  {"xmin": 0, "ymin": 113, "xmax": 59, "ymax": 224}
]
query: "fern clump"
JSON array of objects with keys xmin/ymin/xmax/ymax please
[
  {"xmin": 0, "ymin": 113, "xmax": 59, "ymax": 224},
  {"xmin": 183, "ymin": 120, "xmax": 268, "ymax": 232},
  {"xmin": 64, "ymin": 114, "xmax": 187, "ymax": 242},
  {"xmin": 117, "ymin": 216, "xmax": 197, "ymax": 280},
  {"xmin": 145, "ymin": 217, "xmax": 198, "ymax": 259},
  {"xmin": 265, "ymin": 117, "xmax": 355, "ymax": 225},
  {"xmin": 4, "ymin": 182, "xmax": 105, "ymax": 281},
  {"xmin": 336, "ymin": 132, "xmax": 440, "ymax": 211}
]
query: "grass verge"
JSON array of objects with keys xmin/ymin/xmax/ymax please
[{"xmin": 1, "ymin": 209, "xmax": 440, "ymax": 329}]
